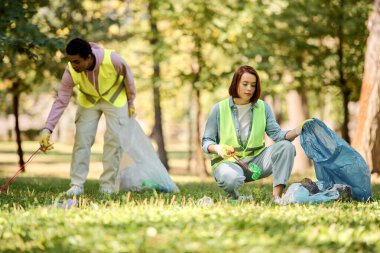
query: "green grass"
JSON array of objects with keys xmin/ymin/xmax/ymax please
[
  {"xmin": 1, "ymin": 141, "xmax": 379, "ymax": 252},
  {"xmin": 0, "ymin": 177, "xmax": 379, "ymax": 253}
]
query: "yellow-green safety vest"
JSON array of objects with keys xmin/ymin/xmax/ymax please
[
  {"xmin": 211, "ymin": 98, "xmax": 266, "ymax": 170},
  {"xmin": 68, "ymin": 49, "xmax": 126, "ymax": 108}
]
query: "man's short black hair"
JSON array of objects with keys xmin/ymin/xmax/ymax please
[{"xmin": 66, "ymin": 38, "xmax": 92, "ymax": 59}]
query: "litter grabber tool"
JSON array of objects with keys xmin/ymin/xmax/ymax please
[
  {"xmin": 229, "ymin": 152, "xmax": 261, "ymax": 180},
  {"xmin": 0, "ymin": 146, "xmax": 43, "ymax": 194}
]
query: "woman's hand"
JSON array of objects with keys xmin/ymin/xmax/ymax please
[
  {"xmin": 285, "ymin": 119, "xmax": 313, "ymax": 141},
  {"xmin": 295, "ymin": 119, "xmax": 313, "ymax": 135},
  {"xmin": 214, "ymin": 144, "xmax": 235, "ymax": 158}
]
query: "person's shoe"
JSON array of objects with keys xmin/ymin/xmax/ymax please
[
  {"xmin": 99, "ymin": 187, "xmax": 115, "ymax": 194},
  {"xmin": 226, "ymin": 189, "xmax": 240, "ymax": 200},
  {"xmin": 66, "ymin": 185, "xmax": 84, "ymax": 196},
  {"xmin": 272, "ymin": 196, "xmax": 282, "ymax": 205}
]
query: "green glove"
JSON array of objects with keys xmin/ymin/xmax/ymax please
[{"xmin": 248, "ymin": 163, "xmax": 261, "ymax": 180}]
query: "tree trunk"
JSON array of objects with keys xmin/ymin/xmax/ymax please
[
  {"xmin": 352, "ymin": 0, "xmax": 380, "ymax": 173},
  {"xmin": 299, "ymin": 82, "xmax": 309, "ymax": 119},
  {"xmin": 341, "ymin": 88, "xmax": 351, "ymax": 143},
  {"xmin": 152, "ymin": 84, "xmax": 169, "ymax": 170},
  {"xmin": 186, "ymin": 89, "xmax": 193, "ymax": 172},
  {"xmin": 285, "ymin": 90, "xmax": 310, "ymax": 173},
  {"xmin": 296, "ymin": 57, "xmax": 310, "ymax": 119},
  {"xmin": 148, "ymin": 0, "xmax": 169, "ymax": 170},
  {"xmin": 338, "ymin": 13, "xmax": 351, "ymax": 143},
  {"xmin": 12, "ymin": 84, "xmax": 25, "ymax": 170},
  {"xmin": 195, "ymin": 88, "xmax": 208, "ymax": 177},
  {"xmin": 191, "ymin": 36, "xmax": 208, "ymax": 177},
  {"xmin": 337, "ymin": 1, "xmax": 351, "ymax": 143}
]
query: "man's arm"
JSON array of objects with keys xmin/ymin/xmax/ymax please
[
  {"xmin": 44, "ymin": 68, "xmax": 75, "ymax": 131},
  {"xmin": 111, "ymin": 52, "xmax": 136, "ymax": 115}
]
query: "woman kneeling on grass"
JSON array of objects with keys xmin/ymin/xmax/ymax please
[{"xmin": 202, "ymin": 65, "xmax": 309, "ymax": 204}]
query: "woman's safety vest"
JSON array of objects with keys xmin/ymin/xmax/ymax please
[
  {"xmin": 211, "ymin": 98, "xmax": 266, "ymax": 170},
  {"xmin": 68, "ymin": 49, "xmax": 127, "ymax": 108}
]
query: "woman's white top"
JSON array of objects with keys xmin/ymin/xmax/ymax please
[{"xmin": 236, "ymin": 103, "xmax": 252, "ymax": 145}]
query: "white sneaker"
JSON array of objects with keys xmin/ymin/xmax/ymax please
[
  {"xmin": 272, "ymin": 196, "xmax": 282, "ymax": 205},
  {"xmin": 99, "ymin": 187, "xmax": 115, "ymax": 194},
  {"xmin": 66, "ymin": 185, "xmax": 83, "ymax": 196},
  {"xmin": 227, "ymin": 189, "xmax": 240, "ymax": 200}
]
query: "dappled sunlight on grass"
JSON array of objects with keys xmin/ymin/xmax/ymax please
[{"xmin": 1, "ymin": 141, "xmax": 380, "ymax": 252}]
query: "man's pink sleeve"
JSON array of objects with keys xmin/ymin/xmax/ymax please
[
  {"xmin": 111, "ymin": 52, "xmax": 136, "ymax": 108},
  {"xmin": 44, "ymin": 68, "xmax": 74, "ymax": 131}
]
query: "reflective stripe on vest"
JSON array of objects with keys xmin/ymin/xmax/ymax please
[
  {"xmin": 211, "ymin": 98, "xmax": 266, "ymax": 170},
  {"xmin": 68, "ymin": 49, "xmax": 127, "ymax": 108}
]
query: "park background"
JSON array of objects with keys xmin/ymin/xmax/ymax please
[
  {"xmin": 1, "ymin": 0, "xmax": 379, "ymax": 176},
  {"xmin": 1, "ymin": 1, "xmax": 380, "ymax": 252}
]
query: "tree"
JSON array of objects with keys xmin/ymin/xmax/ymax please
[
  {"xmin": 146, "ymin": 0, "xmax": 170, "ymax": 170},
  {"xmin": 0, "ymin": 0, "xmax": 64, "ymax": 169},
  {"xmin": 352, "ymin": 0, "xmax": 380, "ymax": 174},
  {"xmin": 0, "ymin": 0, "xmax": 124, "ymax": 170},
  {"xmin": 269, "ymin": 0, "xmax": 370, "ymax": 143},
  {"xmin": 170, "ymin": 0, "xmax": 238, "ymax": 177}
]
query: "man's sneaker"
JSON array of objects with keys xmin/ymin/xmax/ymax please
[
  {"xmin": 99, "ymin": 187, "xmax": 115, "ymax": 194},
  {"xmin": 66, "ymin": 185, "xmax": 83, "ymax": 196}
]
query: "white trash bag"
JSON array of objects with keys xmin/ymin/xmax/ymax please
[{"xmin": 116, "ymin": 117, "xmax": 179, "ymax": 193}]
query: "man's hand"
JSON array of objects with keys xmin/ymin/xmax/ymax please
[
  {"xmin": 296, "ymin": 119, "xmax": 313, "ymax": 135},
  {"xmin": 214, "ymin": 144, "xmax": 235, "ymax": 158},
  {"xmin": 39, "ymin": 128, "xmax": 54, "ymax": 152},
  {"xmin": 128, "ymin": 106, "xmax": 135, "ymax": 118}
]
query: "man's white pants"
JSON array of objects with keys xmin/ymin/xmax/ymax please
[{"xmin": 70, "ymin": 100, "xmax": 129, "ymax": 189}]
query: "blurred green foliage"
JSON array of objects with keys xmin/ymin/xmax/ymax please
[{"xmin": 0, "ymin": 0, "xmax": 372, "ymax": 136}]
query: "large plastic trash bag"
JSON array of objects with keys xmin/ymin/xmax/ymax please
[
  {"xmin": 300, "ymin": 118, "xmax": 371, "ymax": 201},
  {"xmin": 116, "ymin": 117, "xmax": 179, "ymax": 193}
]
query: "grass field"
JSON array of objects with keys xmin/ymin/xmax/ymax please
[{"xmin": 1, "ymin": 142, "xmax": 380, "ymax": 252}]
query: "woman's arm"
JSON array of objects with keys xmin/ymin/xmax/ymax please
[
  {"xmin": 264, "ymin": 102, "xmax": 289, "ymax": 142},
  {"xmin": 284, "ymin": 128, "xmax": 298, "ymax": 141},
  {"xmin": 202, "ymin": 103, "xmax": 220, "ymax": 154}
]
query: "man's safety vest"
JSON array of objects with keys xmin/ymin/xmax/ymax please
[
  {"xmin": 68, "ymin": 49, "xmax": 126, "ymax": 108},
  {"xmin": 211, "ymin": 98, "xmax": 266, "ymax": 170}
]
